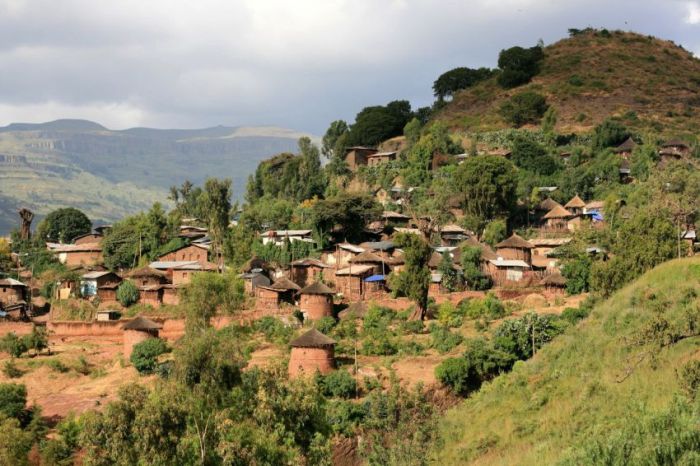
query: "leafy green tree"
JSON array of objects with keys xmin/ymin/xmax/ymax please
[
  {"xmin": 0, "ymin": 333, "xmax": 28, "ymax": 358},
  {"xmin": 493, "ymin": 312, "xmax": 565, "ymax": 360},
  {"xmin": 497, "ymin": 45, "xmax": 545, "ymax": 88},
  {"xmin": 347, "ymin": 100, "xmax": 413, "ymax": 147},
  {"xmin": 432, "ymin": 67, "xmax": 495, "ymax": 101},
  {"xmin": 35, "ymin": 207, "xmax": 92, "ymax": 243},
  {"xmin": 403, "ymin": 117, "xmax": 422, "ymax": 147},
  {"xmin": 392, "ymin": 233, "xmax": 432, "ymax": 321},
  {"xmin": 460, "ymin": 246, "xmax": 491, "ymax": 290},
  {"xmin": 481, "ymin": 219, "xmax": 507, "ymax": 247},
  {"xmin": 402, "ymin": 122, "xmax": 462, "ymax": 187},
  {"xmin": 510, "ymin": 135, "xmax": 559, "ymax": 175},
  {"xmin": 0, "ymin": 383, "xmax": 28, "ymax": 420},
  {"xmin": 39, "ymin": 414, "xmax": 81, "ymax": 466},
  {"xmin": 500, "ymin": 91, "xmax": 549, "ymax": 127},
  {"xmin": 455, "ymin": 156, "xmax": 517, "ymax": 231},
  {"xmin": 435, "ymin": 357, "xmax": 477, "ymax": 395},
  {"xmin": 318, "ymin": 370, "xmax": 356, "ymax": 398},
  {"xmin": 591, "ymin": 118, "xmax": 629, "ymax": 150},
  {"xmin": 310, "ymin": 193, "xmax": 381, "ymax": 248},
  {"xmin": 180, "ymin": 271, "xmax": 245, "ymax": 333},
  {"xmin": 322, "ymin": 120, "xmax": 349, "ymax": 159},
  {"xmin": 116, "ymin": 280, "xmax": 139, "ymax": 307},
  {"xmin": 201, "ymin": 177, "xmax": 232, "ymax": 270},
  {"xmin": 24, "ymin": 326, "xmax": 48, "ymax": 356},
  {"xmin": 438, "ymin": 251, "xmax": 460, "ymax": 292},
  {"xmin": 130, "ymin": 338, "xmax": 168, "ymax": 374},
  {"xmin": 168, "ymin": 180, "xmax": 205, "ymax": 220},
  {"xmin": 0, "ymin": 416, "xmax": 33, "ymax": 466},
  {"xmin": 561, "ymin": 255, "xmax": 592, "ymax": 294}
]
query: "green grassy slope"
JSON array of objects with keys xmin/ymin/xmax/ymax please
[
  {"xmin": 434, "ymin": 257, "xmax": 700, "ymax": 465},
  {"xmin": 436, "ymin": 30, "xmax": 700, "ymax": 137}
]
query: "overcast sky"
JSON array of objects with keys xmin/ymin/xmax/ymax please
[{"xmin": 0, "ymin": 0, "xmax": 698, "ymax": 134}]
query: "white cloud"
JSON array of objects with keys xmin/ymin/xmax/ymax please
[
  {"xmin": 0, "ymin": 0, "xmax": 696, "ymax": 132},
  {"xmin": 686, "ymin": 1, "xmax": 700, "ymax": 23}
]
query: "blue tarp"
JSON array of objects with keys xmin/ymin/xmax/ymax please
[
  {"xmin": 364, "ymin": 274, "xmax": 386, "ymax": 282},
  {"xmin": 589, "ymin": 210, "xmax": 604, "ymax": 221}
]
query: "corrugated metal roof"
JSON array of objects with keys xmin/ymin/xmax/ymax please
[{"xmin": 489, "ymin": 259, "xmax": 530, "ymax": 268}]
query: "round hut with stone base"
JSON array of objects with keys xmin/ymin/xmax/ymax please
[
  {"xmin": 299, "ymin": 281, "xmax": 334, "ymax": 320},
  {"xmin": 122, "ymin": 316, "xmax": 162, "ymax": 359},
  {"xmin": 288, "ymin": 328, "xmax": 336, "ymax": 378}
]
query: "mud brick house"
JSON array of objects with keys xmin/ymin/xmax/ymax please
[
  {"xmin": 0, "ymin": 278, "xmax": 27, "ymax": 308},
  {"xmin": 320, "ymin": 243, "xmax": 364, "ymax": 269},
  {"xmin": 288, "ymin": 328, "xmax": 336, "ymax": 378},
  {"xmin": 495, "ymin": 234, "xmax": 534, "ymax": 264},
  {"xmin": 128, "ymin": 267, "xmax": 169, "ymax": 288},
  {"xmin": 335, "ymin": 264, "xmax": 375, "ymax": 300},
  {"xmin": 529, "ymin": 237, "xmax": 572, "ymax": 257},
  {"xmin": 344, "ymin": 146, "xmax": 378, "ymax": 171},
  {"xmin": 50, "ymin": 243, "xmax": 103, "ymax": 267},
  {"xmin": 149, "ymin": 260, "xmax": 217, "ymax": 285},
  {"xmin": 72, "ymin": 232, "xmax": 104, "ymax": 245},
  {"xmin": 260, "ymin": 229, "xmax": 314, "ymax": 247},
  {"xmin": 80, "ymin": 271, "xmax": 122, "ymax": 298},
  {"xmin": 290, "ymin": 259, "xmax": 331, "ymax": 288},
  {"xmin": 564, "ymin": 195, "xmax": 586, "ymax": 216},
  {"xmin": 486, "ymin": 258, "xmax": 535, "ymax": 287},
  {"xmin": 543, "ymin": 204, "xmax": 576, "ymax": 231},
  {"xmin": 366, "ymin": 151, "xmax": 397, "ymax": 167},
  {"xmin": 540, "ymin": 272, "xmax": 567, "ymax": 295},
  {"xmin": 298, "ymin": 281, "xmax": 335, "ymax": 320},
  {"xmin": 255, "ymin": 277, "xmax": 301, "ymax": 310},
  {"xmin": 158, "ymin": 243, "xmax": 209, "ymax": 263},
  {"xmin": 348, "ymin": 250, "xmax": 392, "ymax": 276},
  {"xmin": 439, "ymin": 224, "xmax": 469, "ymax": 246}
]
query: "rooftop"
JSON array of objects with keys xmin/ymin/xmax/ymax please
[
  {"xmin": 290, "ymin": 328, "xmax": 336, "ymax": 348},
  {"xmin": 496, "ymin": 233, "xmax": 534, "ymax": 250}
]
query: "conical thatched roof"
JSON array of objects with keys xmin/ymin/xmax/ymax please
[
  {"xmin": 270, "ymin": 276, "xmax": 301, "ymax": 291},
  {"xmin": 299, "ymin": 281, "xmax": 334, "ymax": 295},
  {"xmin": 544, "ymin": 204, "xmax": 573, "ymax": 219},
  {"xmin": 122, "ymin": 316, "xmax": 162, "ymax": 331},
  {"xmin": 564, "ymin": 195, "xmax": 585, "ymax": 209},
  {"xmin": 428, "ymin": 251, "xmax": 445, "ymax": 269},
  {"xmin": 290, "ymin": 328, "xmax": 336, "ymax": 348},
  {"xmin": 495, "ymin": 233, "xmax": 534, "ymax": 250},
  {"xmin": 349, "ymin": 250, "xmax": 386, "ymax": 264},
  {"xmin": 613, "ymin": 137, "xmax": 636, "ymax": 152},
  {"xmin": 537, "ymin": 198, "xmax": 561, "ymax": 212},
  {"xmin": 540, "ymin": 272, "xmax": 567, "ymax": 287}
]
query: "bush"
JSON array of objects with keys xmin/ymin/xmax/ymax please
[
  {"xmin": 362, "ymin": 334, "xmax": 398, "ymax": 356},
  {"xmin": 499, "ymin": 91, "xmax": 549, "ymax": 127},
  {"xmin": 319, "ymin": 370, "xmax": 357, "ymax": 398},
  {"xmin": 437, "ymin": 302, "xmax": 465, "ymax": 328},
  {"xmin": 561, "ymin": 306, "xmax": 590, "ymax": 325},
  {"xmin": 314, "ymin": 316, "xmax": 337, "ymax": 335},
  {"xmin": 0, "ymin": 383, "xmax": 28, "ymax": 420},
  {"xmin": 116, "ymin": 280, "xmax": 139, "ymax": 307},
  {"xmin": 435, "ymin": 358, "xmax": 479, "ymax": 395},
  {"xmin": 47, "ymin": 359, "xmax": 69, "ymax": 373},
  {"xmin": 254, "ymin": 316, "xmax": 293, "ymax": 344},
  {"xmin": 497, "ymin": 45, "xmax": 545, "ymax": 88},
  {"xmin": 362, "ymin": 306, "xmax": 395, "ymax": 333},
  {"xmin": 399, "ymin": 319, "xmax": 425, "ymax": 334},
  {"xmin": 130, "ymin": 338, "xmax": 168, "ymax": 374},
  {"xmin": 464, "ymin": 293, "xmax": 506, "ymax": 321},
  {"xmin": 74, "ymin": 356, "xmax": 91, "ymax": 376},
  {"xmin": 429, "ymin": 324, "xmax": 463, "ymax": 353},
  {"xmin": 2, "ymin": 360, "xmax": 22, "ymax": 378},
  {"xmin": 677, "ymin": 360, "xmax": 700, "ymax": 401},
  {"xmin": 0, "ymin": 333, "xmax": 28, "ymax": 358},
  {"xmin": 561, "ymin": 256, "xmax": 592, "ymax": 294}
]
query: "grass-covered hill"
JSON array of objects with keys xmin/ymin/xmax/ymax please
[
  {"xmin": 433, "ymin": 257, "xmax": 700, "ymax": 465},
  {"xmin": 0, "ymin": 120, "xmax": 313, "ymax": 234},
  {"xmin": 436, "ymin": 30, "xmax": 700, "ymax": 137}
]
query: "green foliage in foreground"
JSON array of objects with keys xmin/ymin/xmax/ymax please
[
  {"xmin": 434, "ymin": 258, "xmax": 700, "ymax": 465},
  {"xmin": 130, "ymin": 338, "xmax": 169, "ymax": 374},
  {"xmin": 116, "ymin": 280, "xmax": 139, "ymax": 307}
]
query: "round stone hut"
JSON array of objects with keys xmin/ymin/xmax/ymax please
[
  {"xmin": 288, "ymin": 328, "xmax": 336, "ymax": 378},
  {"xmin": 122, "ymin": 316, "xmax": 162, "ymax": 359},
  {"xmin": 299, "ymin": 281, "xmax": 334, "ymax": 320}
]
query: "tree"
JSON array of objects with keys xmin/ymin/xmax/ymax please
[
  {"xmin": 347, "ymin": 100, "xmax": 413, "ymax": 147},
  {"xmin": 591, "ymin": 118, "xmax": 629, "ymax": 150},
  {"xmin": 0, "ymin": 383, "xmax": 28, "ymax": 421},
  {"xmin": 438, "ymin": 252, "xmax": 460, "ymax": 292},
  {"xmin": 455, "ymin": 156, "xmax": 517, "ymax": 231},
  {"xmin": 180, "ymin": 271, "xmax": 245, "ymax": 333},
  {"xmin": 403, "ymin": 117, "xmax": 422, "ymax": 147},
  {"xmin": 0, "ymin": 238, "xmax": 13, "ymax": 273},
  {"xmin": 510, "ymin": 135, "xmax": 559, "ymax": 175},
  {"xmin": 116, "ymin": 280, "xmax": 139, "ymax": 307},
  {"xmin": 0, "ymin": 333, "xmax": 28, "ymax": 359},
  {"xmin": 201, "ymin": 178, "xmax": 233, "ymax": 271},
  {"xmin": 432, "ymin": 67, "xmax": 495, "ymax": 101},
  {"xmin": 460, "ymin": 246, "xmax": 491, "ymax": 290},
  {"xmin": 322, "ymin": 120, "xmax": 349, "ymax": 159},
  {"xmin": 35, "ymin": 208, "xmax": 91, "ymax": 243},
  {"xmin": 130, "ymin": 338, "xmax": 168, "ymax": 374},
  {"xmin": 310, "ymin": 193, "xmax": 381, "ymax": 248},
  {"xmin": 392, "ymin": 233, "xmax": 432, "ymax": 321},
  {"xmin": 497, "ymin": 45, "xmax": 545, "ymax": 88},
  {"xmin": 499, "ymin": 91, "xmax": 549, "ymax": 127},
  {"xmin": 402, "ymin": 122, "xmax": 462, "ymax": 188},
  {"xmin": 561, "ymin": 255, "xmax": 592, "ymax": 294},
  {"xmin": 24, "ymin": 326, "xmax": 48, "ymax": 356}
]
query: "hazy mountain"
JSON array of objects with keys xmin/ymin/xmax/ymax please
[{"xmin": 0, "ymin": 120, "xmax": 315, "ymax": 234}]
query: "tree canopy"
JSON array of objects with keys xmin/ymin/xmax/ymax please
[
  {"xmin": 346, "ymin": 100, "xmax": 413, "ymax": 147},
  {"xmin": 35, "ymin": 208, "xmax": 91, "ymax": 244},
  {"xmin": 497, "ymin": 45, "xmax": 545, "ymax": 88},
  {"xmin": 433, "ymin": 67, "xmax": 495, "ymax": 101}
]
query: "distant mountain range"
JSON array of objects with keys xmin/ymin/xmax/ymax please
[{"xmin": 0, "ymin": 119, "xmax": 315, "ymax": 235}]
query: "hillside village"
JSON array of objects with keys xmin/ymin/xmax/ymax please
[{"xmin": 0, "ymin": 28, "xmax": 699, "ymax": 465}]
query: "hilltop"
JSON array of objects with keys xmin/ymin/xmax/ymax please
[
  {"xmin": 434, "ymin": 258, "xmax": 700, "ymax": 465},
  {"xmin": 435, "ymin": 30, "xmax": 700, "ymax": 136},
  {"xmin": 0, "ymin": 120, "xmax": 315, "ymax": 234}
]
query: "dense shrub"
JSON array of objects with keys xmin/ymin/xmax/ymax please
[
  {"xmin": 0, "ymin": 383, "xmax": 28, "ymax": 421},
  {"xmin": 677, "ymin": 360, "xmax": 700, "ymax": 401},
  {"xmin": 499, "ymin": 92, "xmax": 549, "ymax": 127},
  {"xmin": 0, "ymin": 333, "xmax": 28, "ymax": 358},
  {"xmin": 254, "ymin": 316, "xmax": 293, "ymax": 344},
  {"xmin": 591, "ymin": 118, "xmax": 630, "ymax": 150},
  {"xmin": 435, "ymin": 358, "xmax": 480, "ymax": 395},
  {"xmin": 561, "ymin": 306, "xmax": 590, "ymax": 325},
  {"xmin": 429, "ymin": 324, "xmax": 463, "ymax": 354},
  {"xmin": 362, "ymin": 333, "xmax": 398, "ymax": 356},
  {"xmin": 314, "ymin": 316, "xmax": 337, "ymax": 335},
  {"xmin": 437, "ymin": 301, "xmax": 465, "ymax": 328},
  {"xmin": 464, "ymin": 293, "xmax": 506, "ymax": 321},
  {"xmin": 318, "ymin": 370, "xmax": 357, "ymax": 399},
  {"xmin": 497, "ymin": 45, "xmax": 545, "ymax": 88},
  {"xmin": 561, "ymin": 256, "xmax": 592, "ymax": 294},
  {"xmin": 130, "ymin": 338, "xmax": 169, "ymax": 374},
  {"xmin": 493, "ymin": 312, "xmax": 565, "ymax": 360},
  {"xmin": 2, "ymin": 360, "xmax": 22, "ymax": 378},
  {"xmin": 399, "ymin": 319, "xmax": 424, "ymax": 334},
  {"xmin": 116, "ymin": 280, "xmax": 139, "ymax": 307}
]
